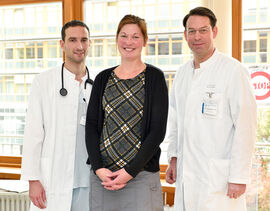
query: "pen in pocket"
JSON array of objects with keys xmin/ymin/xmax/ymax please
[{"xmin": 202, "ymin": 103, "xmax": 204, "ymax": 114}]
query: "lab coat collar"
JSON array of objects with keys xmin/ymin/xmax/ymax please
[
  {"xmin": 199, "ymin": 48, "xmax": 219, "ymax": 69},
  {"xmin": 63, "ymin": 66, "xmax": 88, "ymax": 85}
]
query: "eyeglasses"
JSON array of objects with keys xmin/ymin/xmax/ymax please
[{"xmin": 187, "ymin": 27, "xmax": 211, "ymax": 36}]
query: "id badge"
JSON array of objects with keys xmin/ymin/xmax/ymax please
[
  {"xmin": 202, "ymin": 92, "xmax": 223, "ymax": 118},
  {"xmin": 202, "ymin": 101, "xmax": 218, "ymax": 116},
  {"xmin": 80, "ymin": 115, "xmax": 86, "ymax": 126}
]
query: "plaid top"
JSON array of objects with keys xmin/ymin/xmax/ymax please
[{"xmin": 100, "ymin": 70, "xmax": 145, "ymax": 171}]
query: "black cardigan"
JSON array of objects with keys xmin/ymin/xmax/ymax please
[{"xmin": 85, "ymin": 63, "xmax": 168, "ymax": 177}]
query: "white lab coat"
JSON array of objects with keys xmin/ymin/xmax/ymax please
[
  {"xmin": 167, "ymin": 50, "xmax": 257, "ymax": 211},
  {"xmin": 21, "ymin": 66, "xmax": 92, "ymax": 211}
]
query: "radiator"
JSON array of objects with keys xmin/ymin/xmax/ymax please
[{"xmin": 0, "ymin": 190, "xmax": 30, "ymax": 211}]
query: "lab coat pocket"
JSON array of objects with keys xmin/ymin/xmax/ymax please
[
  {"xmin": 202, "ymin": 93, "xmax": 224, "ymax": 119},
  {"xmin": 209, "ymin": 158, "xmax": 229, "ymax": 193}
]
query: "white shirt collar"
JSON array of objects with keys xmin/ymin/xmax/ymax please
[
  {"xmin": 199, "ymin": 49, "xmax": 219, "ymax": 68},
  {"xmin": 63, "ymin": 66, "xmax": 88, "ymax": 85}
]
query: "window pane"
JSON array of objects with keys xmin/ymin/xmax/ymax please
[
  {"xmin": 147, "ymin": 38, "xmax": 156, "ymax": 56},
  {"xmin": 260, "ymin": 39, "xmax": 267, "ymax": 52},
  {"xmin": 158, "ymin": 37, "xmax": 169, "ymax": 55},
  {"xmin": 16, "ymin": 48, "xmax": 24, "ymax": 59},
  {"xmin": 26, "ymin": 48, "xmax": 35, "ymax": 59},
  {"xmin": 94, "ymin": 40, "xmax": 103, "ymax": 57},
  {"xmin": 244, "ymin": 40, "xmax": 256, "ymax": 52},
  {"xmin": 37, "ymin": 48, "xmax": 43, "ymax": 58},
  {"xmin": 108, "ymin": 39, "xmax": 117, "ymax": 57},
  {"xmin": 172, "ymin": 43, "xmax": 182, "ymax": 55},
  {"xmin": 172, "ymin": 37, "xmax": 183, "ymax": 55},
  {"xmin": 5, "ymin": 48, "xmax": 13, "ymax": 59},
  {"xmin": 48, "ymin": 47, "xmax": 57, "ymax": 58}
]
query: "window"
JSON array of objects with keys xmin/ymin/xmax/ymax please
[
  {"xmin": 107, "ymin": 3, "xmax": 118, "ymax": 31},
  {"xmin": 5, "ymin": 48, "xmax": 13, "ymax": 59},
  {"xmin": 157, "ymin": 4, "xmax": 170, "ymax": 29},
  {"xmin": 107, "ymin": 39, "xmax": 117, "ymax": 57},
  {"xmin": 260, "ymin": 53, "xmax": 267, "ymax": 63},
  {"xmin": 172, "ymin": 36, "xmax": 183, "ymax": 55},
  {"xmin": 171, "ymin": 2, "xmax": 183, "ymax": 29},
  {"xmin": 37, "ymin": 42, "xmax": 43, "ymax": 59},
  {"xmin": 260, "ymin": 7, "xmax": 268, "ymax": 22},
  {"xmin": 0, "ymin": 2, "xmax": 62, "ymax": 155},
  {"xmin": 244, "ymin": 40, "xmax": 256, "ymax": 52},
  {"xmin": 93, "ymin": 39, "xmax": 103, "ymax": 57},
  {"xmin": 259, "ymin": 35, "xmax": 267, "ymax": 53},
  {"xmin": 158, "ymin": 37, "xmax": 169, "ymax": 55},
  {"xmin": 84, "ymin": 0, "xmax": 200, "ymax": 71},
  {"xmin": 15, "ymin": 43, "xmax": 24, "ymax": 59},
  {"xmin": 242, "ymin": 0, "xmax": 270, "ymax": 210},
  {"xmin": 146, "ymin": 37, "xmax": 156, "ymax": 56},
  {"xmin": 26, "ymin": 42, "xmax": 35, "ymax": 59},
  {"xmin": 48, "ymin": 41, "xmax": 58, "ymax": 58}
]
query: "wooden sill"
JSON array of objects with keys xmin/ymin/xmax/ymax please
[
  {"xmin": 0, "ymin": 158, "xmax": 175, "ymax": 206},
  {"xmin": 0, "ymin": 155, "xmax": 21, "ymax": 166},
  {"xmin": 0, "ymin": 155, "xmax": 22, "ymax": 180},
  {"xmin": 0, "ymin": 167, "xmax": 21, "ymax": 180},
  {"xmin": 160, "ymin": 164, "xmax": 168, "ymax": 180}
]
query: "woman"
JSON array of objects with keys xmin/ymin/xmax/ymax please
[{"xmin": 85, "ymin": 14, "xmax": 168, "ymax": 211}]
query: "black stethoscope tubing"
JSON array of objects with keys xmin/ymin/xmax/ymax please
[{"xmin": 59, "ymin": 63, "xmax": 93, "ymax": 96}]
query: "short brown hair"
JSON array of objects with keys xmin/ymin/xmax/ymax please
[
  {"xmin": 183, "ymin": 7, "xmax": 217, "ymax": 29},
  {"xmin": 116, "ymin": 14, "xmax": 148, "ymax": 44}
]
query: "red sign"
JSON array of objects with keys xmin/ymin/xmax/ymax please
[{"xmin": 251, "ymin": 71, "xmax": 270, "ymax": 100}]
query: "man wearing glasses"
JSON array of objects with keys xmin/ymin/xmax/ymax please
[{"xmin": 166, "ymin": 7, "xmax": 257, "ymax": 211}]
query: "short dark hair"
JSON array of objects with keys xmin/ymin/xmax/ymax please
[
  {"xmin": 183, "ymin": 7, "xmax": 217, "ymax": 29},
  {"xmin": 61, "ymin": 20, "xmax": 90, "ymax": 41}
]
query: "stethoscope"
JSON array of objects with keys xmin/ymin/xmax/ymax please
[{"xmin": 59, "ymin": 63, "xmax": 93, "ymax": 96}]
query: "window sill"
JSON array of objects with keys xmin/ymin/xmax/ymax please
[
  {"xmin": 0, "ymin": 156, "xmax": 21, "ymax": 180},
  {"xmin": 0, "ymin": 167, "xmax": 21, "ymax": 180}
]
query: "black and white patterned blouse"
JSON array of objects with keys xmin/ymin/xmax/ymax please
[{"xmin": 100, "ymin": 70, "xmax": 145, "ymax": 171}]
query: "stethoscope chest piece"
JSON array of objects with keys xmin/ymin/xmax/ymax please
[
  {"xmin": 60, "ymin": 63, "xmax": 92, "ymax": 97},
  {"xmin": 60, "ymin": 87, "xmax": 68, "ymax": 96}
]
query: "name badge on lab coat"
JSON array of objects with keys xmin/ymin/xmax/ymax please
[
  {"xmin": 202, "ymin": 91, "xmax": 223, "ymax": 118},
  {"xmin": 202, "ymin": 102, "xmax": 218, "ymax": 116}
]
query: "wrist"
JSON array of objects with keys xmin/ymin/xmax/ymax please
[
  {"xmin": 29, "ymin": 180, "xmax": 40, "ymax": 183},
  {"xmin": 170, "ymin": 157, "xmax": 177, "ymax": 165}
]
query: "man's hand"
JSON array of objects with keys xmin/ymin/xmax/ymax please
[
  {"xmin": 101, "ymin": 168, "xmax": 132, "ymax": 191},
  {"xmin": 29, "ymin": 180, "xmax": 47, "ymax": 209},
  {"xmin": 227, "ymin": 183, "xmax": 246, "ymax": 199},
  {"xmin": 166, "ymin": 157, "xmax": 177, "ymax": 184},
  {"xmin": 96, "ymin": 168, "xmax": 114, "ymax": 182}
]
